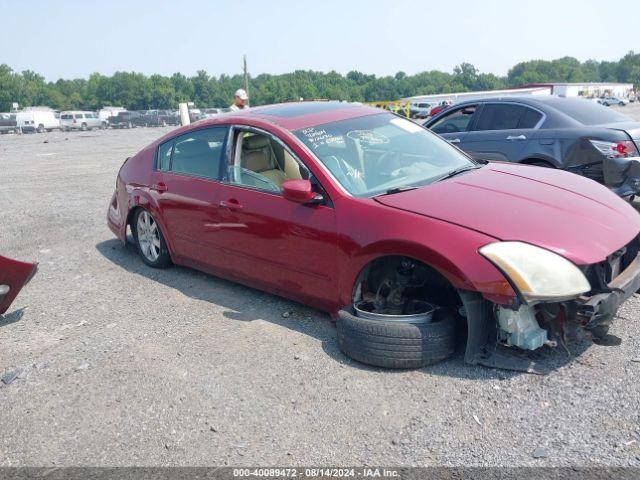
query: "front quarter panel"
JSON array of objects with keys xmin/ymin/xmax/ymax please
[{"xmin": 334, "ymin": 197, "xmax": 516, "ymax": 311}]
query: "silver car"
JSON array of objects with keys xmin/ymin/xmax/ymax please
[{"xmin": 60, "ymin": 111, "xmax": 106, "ymax": 131}]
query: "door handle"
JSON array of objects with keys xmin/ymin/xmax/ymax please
[
  {"xmin": 506, "ymin": 135, "xmax": 527, "ymax": 141},
  {"xmin": 219, "ymin": 199, "xmax": 243, "ymax": 211},
  {"xmin": 151, "ymin": 182, "xmax": 168, "ymax": 193},
  {"xmin": 448, "ymin": 138, "xmax": 461, "ymax": 144}
]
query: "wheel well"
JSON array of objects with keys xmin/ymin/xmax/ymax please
[
  {"xmin": 351, "ymin": 255, "xmax": 462, "ymax": 310},
  {"xmin": 126, "ymin": 206, "xmax": 142, "ymax": 239},
  {"xmin": 519, "ymin": 158, "xmax": 555, "ymax": 168}
]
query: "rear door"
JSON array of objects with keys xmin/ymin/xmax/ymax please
[
  {"xmin": 426, "ymin": 104, "xmax": 478, "ymax": 147},
  {"xmin": 464, "ymin": 103, "xmax": 543, "ymax": 162},
  {"xmin": 152, "ymin": 126, "xmax": 229, "ymax": 267}
]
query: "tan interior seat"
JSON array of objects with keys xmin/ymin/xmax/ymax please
[
  {"xmin": 242, "ymin": 149, "xmax": 286, "ymax": 186},
  {"xmin": 284, "ymin": 150, "xmax": 302, "ymax": 179}
]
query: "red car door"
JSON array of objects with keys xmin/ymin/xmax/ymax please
[
  {"xmin": 0, "ymin": 255, "xmax": 38, "ymax": 315},
  {"xmin": 152, "ymin": 126, "xmax": 229, "ymax": 267},
  {"xmin": 212, "ymin": 128, "xmax": 339, "ymax": 311}
]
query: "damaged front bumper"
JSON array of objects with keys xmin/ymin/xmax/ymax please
[
  {"xmin": 606, "ymin": 156, "xmax": 640, "ymax": 197},
  {"xmin": 575, "ymin": 251, "xmax": 640, "ymax": 333},
  {"xmin": 463, "ymin": 250, "xmax": 640, "ymax": 374}
]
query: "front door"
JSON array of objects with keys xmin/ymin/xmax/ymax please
[
  {"xmin": 212, "ymin": 128, "xmax": 339, "ymax": 310},
  {"xmin": 427, "ymin": 104, "xmax": 477, "ymax": 148}
]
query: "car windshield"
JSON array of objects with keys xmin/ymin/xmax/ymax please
[{"xmin": 294, "ymin": 113, "xmax": 476, "ymax": 197}]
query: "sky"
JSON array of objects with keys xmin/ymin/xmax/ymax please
[{"xmin": 1, "ymin": 0, "xmax": 638, "ymax": 81}]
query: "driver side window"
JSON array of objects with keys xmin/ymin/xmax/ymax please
[
  {"xmin": 430, "ymin": 106, "xmax": 476, "ymax": 134},
  {"xmin": 227, "ymin": 130, "xmax": 309, "ymax": 193}
]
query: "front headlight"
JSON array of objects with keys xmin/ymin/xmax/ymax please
[{"xmin": 479, "ymin": 241, "xmax": 590, "ymax": 303}]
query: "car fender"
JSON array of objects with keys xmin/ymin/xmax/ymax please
[
  {"xmin": 337, "ymin": 238, "xmax": 516, "ymax": 311},
  {"xmin": 125, "ymin": 187, "xmax": 178, "ymax": 259}
]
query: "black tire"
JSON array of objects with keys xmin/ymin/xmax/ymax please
[
  {"xmin": 81, "ymin": 123, "xmax": 87, "ymax": 131},
  {"xmin": 337, "ymin": 308, "xmax": 456, "ymax": 369},
  {"xmin": 132, "ymin": 208, "xmax": 172, "ymax": 268},
  {"xmin": 101, "ymin": 122, "xmax": 107, "ymax": 130},
  {"xmin": 37, "ymin": 124, "xmax": 45, "ymax": 133}
]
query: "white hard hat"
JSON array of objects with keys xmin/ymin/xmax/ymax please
[{"xmin": 235, "ymin": 89, "xmax": 248, "ymax": 100}]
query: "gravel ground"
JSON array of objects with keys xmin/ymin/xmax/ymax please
[{"xmin": 1, "ymin": 122, "xmax": 640, "ymax": 468}]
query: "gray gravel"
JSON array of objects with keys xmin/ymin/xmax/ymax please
[{"xmin": 1, "ymin": 124, "xmax": 640, "ymax": 467}]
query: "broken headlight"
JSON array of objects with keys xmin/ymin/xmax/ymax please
[{"xmin": 479, "ymin": 241, "xmax": 591, "ymax": 303}]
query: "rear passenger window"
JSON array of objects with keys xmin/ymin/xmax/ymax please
[
  {"xmin": 164, "ymin": 127, "xmax": 228, "ymax": 179},
  {"xmin": 474, "ymin": 104, "xmax": 527, "ymax": 131},
  {"xmin": 519, "ymin": 107, "xmax": 543, "ymax": 128},
  {"xmin": 75, "ymin": 114, "xmax": 83, "ymax": 119}
]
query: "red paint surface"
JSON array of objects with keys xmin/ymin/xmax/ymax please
[{"xmin": 107, "ymin": 104, "xmax": 640, "ymax": 315}]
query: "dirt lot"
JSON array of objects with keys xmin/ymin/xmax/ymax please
[{"xmin": 1, "ymin": 118, "xmax": 640, "ymax": 467}]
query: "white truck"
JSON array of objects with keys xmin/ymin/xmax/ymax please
[{"xmin": 16, "ymin": 108, "xmax": 61, "ymax": 133}]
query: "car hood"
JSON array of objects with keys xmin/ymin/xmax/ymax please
[{"xmin": 374, "ymin": 163, "xmax": 640, "ymax": 265}]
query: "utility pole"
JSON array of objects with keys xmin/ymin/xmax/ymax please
[{"xmin": 243, "ymin": 55, "xmax": 249, "ymax": 106}]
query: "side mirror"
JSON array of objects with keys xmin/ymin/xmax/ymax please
[{"xmin": 281, "ymin": 179, "xmax": 323, "ymax": 205}]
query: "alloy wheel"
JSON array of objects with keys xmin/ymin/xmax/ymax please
[{"xmin": 136, "ymin": 211, "xmax": 161, "ymax": 262}]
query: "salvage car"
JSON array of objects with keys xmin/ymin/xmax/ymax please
[
  {"xmin": 107, "ymin": 101, "xmax": 640, "ymax": 371},
  {"xmin": 0, "ymin": 255, "xmax": 37, "ymax": 315},
  {"xmin": 424, "ymin": 96, "xmax": 640, "ymax": 198}
]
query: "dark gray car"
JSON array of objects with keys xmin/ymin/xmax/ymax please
[{"xmin": 423, "ymin": 96, "xmax": 640, "ymax": 197}]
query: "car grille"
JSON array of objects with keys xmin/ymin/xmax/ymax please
[{"xmin": 582, "ymin": 234, "xmax": 640, "ymax": 293}]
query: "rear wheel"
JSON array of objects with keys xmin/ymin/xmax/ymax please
[
  {"xmin": 132, "ymin": 209, "xmax": 171, "ymax": 268},
  {"xmin": 37, "ymin": 124, "xmax": 45, "ymax": 133},
  {"xmin": 101, "ymin": 122, "xmax": 107, "ymax": 130},
  {"xmin": 81, "ymin": 123, "xmax": 88, "ymax": 131}
]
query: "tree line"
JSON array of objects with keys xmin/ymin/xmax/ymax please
[{"xmin": 1, "ymin": 52, "xmax": 639, "ymax": 112}]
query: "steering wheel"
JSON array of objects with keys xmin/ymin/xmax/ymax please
[{"xmin": 373, "ymin": 150, "xmax": 401, "ymax": 181}]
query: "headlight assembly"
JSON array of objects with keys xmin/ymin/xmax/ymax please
[{"xmin": 479, "ymin": 241, "xmax": 591, "ymax": 303}]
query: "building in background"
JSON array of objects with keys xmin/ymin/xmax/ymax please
[
  {"xmin": 403, "ymin": 86, "xmax": 552, "ymax": 108},
  {"xmin": 515, "ymin": 82, "xmax": 635, "ymax": 99}
]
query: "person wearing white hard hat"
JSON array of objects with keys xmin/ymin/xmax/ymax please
[{"xmin": 230, "ymin": 89, "xmax": 249, "ymax": 111}]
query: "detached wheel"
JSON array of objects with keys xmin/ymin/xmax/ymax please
[
  {"xmin": 337, "ymin": 308, "xmax": 456, "ymax": 369},
  {"xmin": 132, "ymin": 209, "xmax": 171, "ymax": 268}
]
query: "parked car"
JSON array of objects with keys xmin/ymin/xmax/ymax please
[
  {"xmin": 409, "ymin": 101, "xmax": 432, "ymax": 119},
  {"xmin": 99, "ymin": 107, "xmax": 127, "ymax": 124},
  {"xmin": 16, "ymin": 109, "xmax": 61, "ymax": 133},
  {"xmin": 60, "ymin": 111, "xmax": 106, "ymax": 131},
  {"xmin": 600, "ymin": 96, "xmax": 628, "ymax": 106},
  {"xmin": 0, "ymin": 254, "xmax": 38, "ymax": 315},
  {"xmin": 107, "ymin": 101, "xmax": 640, "ymax": 372},
  {"xmin": 108, "ymin": 111, "xmax": 143, "ymax": 128},
  {"xmin": 424, "ymin": 96, "xmax": 640, "ymax": 198},
  {"xmin": 0, "ymin": 113, "xmax": 20, "ymax": 134},
  {"xmin": 141, "ymin": 110, "xmax": 181, "ymax": 126},
  {"xmin": 202, "ymin": 107, "xmax": 232, "ymax": 118}
]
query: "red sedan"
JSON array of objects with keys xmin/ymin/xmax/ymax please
[{"xmin": 107, "ymin": 102, "xmax": 640, "ymax": 371}]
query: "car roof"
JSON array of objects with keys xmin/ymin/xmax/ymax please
[{"xmin": 223, "ymin": 101, "xmax": 382, "ymax": 130}]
